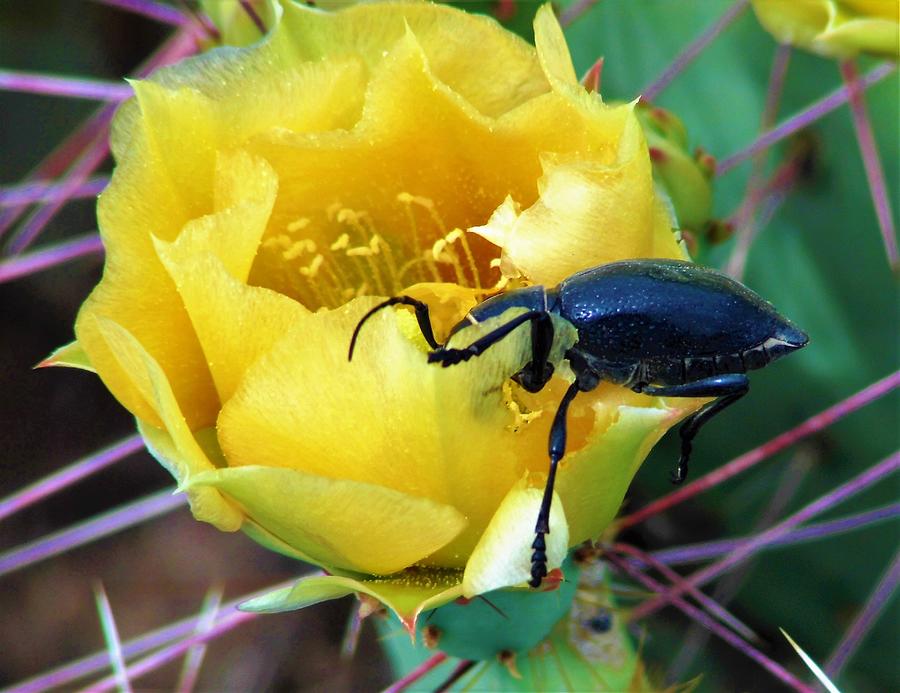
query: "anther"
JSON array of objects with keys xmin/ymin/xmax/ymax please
[
  {"xmin": 299, "ymin": 254, "xmax": 324, "ymax": 277},
  {"xmin": 330, "ymin": 233, "xmax": 350, "ymax": 251},
  {"xmin": 286, "ymin": 217, "xmax": 310, "ymax": 232}
]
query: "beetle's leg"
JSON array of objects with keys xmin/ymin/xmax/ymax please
[
  {"xmin": 348, "ymin": 296, "xmax": 440, "ymax": 361},
  {"xmin": 564, "ymin": 349, "xmax": 602, "ymax": 392},
  {"xmin": 513, "ymin": 312, "xmax": 555, "ymax": 392},
  {"xmin": 635, "ymin": 374, "xmax": 750, "ymax": 484},
  {"xmin": 428, "ymin": 310, "xmax": 549, "ymax": 368},
  {"xmin": 530, "ymin": 380, "xmax": 581, "ymax": 588}
]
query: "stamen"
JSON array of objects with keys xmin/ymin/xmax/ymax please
[
  {"xmin": 263, "ymin": 194, "xmax": 492, "ymax": 308},
  {"xmin": 323, "ymin": 243, "xmax": 355, "ymax": 297},
  {"xmin": 406, "ymin": 195, "xmax": 447, "ymax": 235},
  {"xmin": 445, "ymin": 227, "xmax": 482, "ymax": 290},
  {"xmin": 359, "ymin": 211, "xmax": 402, "ymax": 292},
  {"xmin": 333, "ymin": 240, "xmax": 375, "ymax": 302},
  {"xmin": 456, "ymin": 230, "xmax": 483, "ymax": 291},
  {"xmin": 319, "ymin": 258, "xmax": 350, "ymax": 306},
  {"xmin": 338, "ymin": 208, "xmax": 389, "ymax": 296},
  {"xmin": 298, "ymin": 254, "xmax": 330, "ymax": 307},
  {"xmin": 431, "ymin": 236, "xmax": 468, "ymax": 286},
  {"xmin": 396, "ymin": 255, "xmax": 430, "ymax": 286},
  {"xmin": 372, "ymin": 233, "xmax": 402, "ymax": 293},
  {"xmin": 402, "ymin": 194, "xmax": 482, "ymax": 289},
  {"xmin": 397, "ymin": 193, "xmax": 440, "ymax": 283},
  {"xmin": 488, "ymin": 258, "xmax": 510, "ymax": 292}
]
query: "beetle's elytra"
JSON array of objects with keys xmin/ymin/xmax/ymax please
[{"xmin": 348, "ymin": 259, "xmax": 808, "ymax": 588}]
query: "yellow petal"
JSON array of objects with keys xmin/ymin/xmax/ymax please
[
  {"xmin": 168, "ymin": 149, "xmax": 278, "ymax": 283},
  {"xmin": 78, "ymin": 149, "xmax": 283, "ymax": 428},
  {"xmin": 139, "ymin": 38, "xmax": 368, "ymax": 150},
  {"xmin": 93, "ymin": 318, "xmax": 209, "ymax": 477},
  {"xmin": 76, "ymin": 92, "xmax": 217, "ymax": 428},
  {"xmin": 184, "ymin": 465, "xmax": 467, "ymax": 575},
  {"xmin": 218, "ymin": 297, "xmax": 578, "ymax": 567},
  {"xmin": 556, "ymin": 392, "xmax": 703, "ymax": 546},
  {"xmin": 246, "ymin": 22, "xmax": 524, "ymax": 292},
  {"xmin": 533, "ymin": 4, "xmax": 578, "ymax": 88},
  {"xmin": 472, "ymin": 113, "xmax": 683, "ymax": 286},
  {"xmin": 277, "ymin": 0, "xmax": 549, "ymax": 119},
  {"xmin": 91, "ymin": 319, "xmax": 241, "ymax": 530},
  {"xmin": 153, "ymin": 153, "xmax": 309, "ymax": 405},
  {"xmin": 155, "ymin": 247, "xmax": 305, "ymax": 405},
  {"xmin": 76, "ymin": 278, "xmax": 214, "ymax": 430},
  {"xmin": 242, "ymin": 518, "xmax": 341, "ymax": 568},
  {"xmin": 462, "ymin": 478, "xmax": 568, "ymax": 597},
  {"xmin": 139, "ymin": 420, "xmax": 243, "ymax": 531},
  {"xmin": 468, "ymin": 196, "xmax": 519, "ymax": 256}
]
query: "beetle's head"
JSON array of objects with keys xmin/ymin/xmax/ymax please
[{"xmin": 512, "ymin": 361, "xmax": 555, "ymax": 393}]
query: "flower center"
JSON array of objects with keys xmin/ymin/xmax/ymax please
[{"xmin": 257, "ymin": 193, "xmax": 499, "ymax": 310}]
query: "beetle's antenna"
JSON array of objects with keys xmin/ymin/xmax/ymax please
[
  {"xmin": 348, "ymin": 295, "xmax": 440, "ymax": 361},
  {"xmin": 427, "ymin": 310, "xmax": 550, "ymax": 368}
]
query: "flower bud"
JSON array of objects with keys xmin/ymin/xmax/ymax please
[{"xmin": 752, "ymin": 0, "xmax": 900, "ymax": 58}]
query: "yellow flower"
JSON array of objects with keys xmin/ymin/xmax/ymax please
[
  {"xmin": 752, "ymin": 0, "xmax": 900, "ymax": 58},
  {"xmin": 53, "ymin": 1, "xmax": 701, "ymax": 628}
]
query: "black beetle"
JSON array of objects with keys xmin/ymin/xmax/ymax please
[{"xmin": 348, "ymin": 258, "xmax": 808, "ymax": 587}]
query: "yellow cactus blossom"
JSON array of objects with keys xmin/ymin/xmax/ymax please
[
  {"xmin": 752, "ymin": 0, "xmax": 900, "ymax": 58},
  {"xmin": 53, "ymin": 1, "xmax": 704, "ymax": 628}
]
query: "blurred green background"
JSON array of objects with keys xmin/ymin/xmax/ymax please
[{"xmin": 1, "ymin": 1, "xmax": 897, "ymax": 690}]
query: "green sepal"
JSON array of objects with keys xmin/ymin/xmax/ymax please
[
  {"xmin": 240, "ymin": 566, "xmax": 464, "ymax": 634},
  {"xmin": 37, "ymin": 340, "xmax": 95, "ymax": 372}
]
